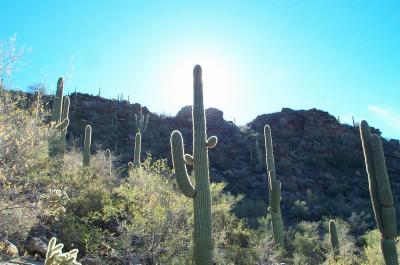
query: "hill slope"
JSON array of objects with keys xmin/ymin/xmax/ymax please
[{"xmin": 66, "ymin": 92, "xmax": 400, "ymax": 226}]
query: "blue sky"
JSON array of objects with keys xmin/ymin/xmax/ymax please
[{"xmin": 2, "ymin": 1, "xmax": 400, "ymax": 139}]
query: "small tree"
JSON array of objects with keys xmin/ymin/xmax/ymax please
[{"xmin": 0, "ymin": 34, "xmax": 28, "ymax": 79}]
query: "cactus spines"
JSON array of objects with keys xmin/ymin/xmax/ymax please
[
  {"xmin": 170, "ymin": 65, "xmax": 217, "ymax": 265},
  {"xmin": 45, "ymin": 237, "xmax": 81, "ymax": 265},
  {"xmin": 83, "ymin": 125, "xmax": 92, "ymax": 167},
  {"xmin": 264, "ymin": 125, "xmax": 285, "ymax": 249},
  {"xmin": 360, "ymin": 120, "xmax": 398, "ymax": 265},
  {"xmin": 133, "ymin": 132, "xmax": 141, "ymax": 168},
  {"xmin": 329, "ymin": 220, "xmax": 340, "ymax": 255}
]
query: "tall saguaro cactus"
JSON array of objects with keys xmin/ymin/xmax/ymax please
[
  {"xmin": 360, "ymin": 120, "xmax": 398, "ymax": 265},
  {"xmin": 52, "ymin": 78, "xmax": 64, "ymax": 123},
  {"xmin": 83, "ymin": 125, "xmax": 92, "ymax": 167},
  {"xmin": 133, "ymin": 133, "xmax": 141, "ymax": 168},
  {"xmin": 49, "ymin": 77, "xmax": 70, "ymax": 158},
  {"xmin": 264, "ymin": 125, "xmax": 285, "ymax": 249},
  {"xmin": 105, "ymin": 149, "xmax": 112, "ymax": 176},
  {"xmin": 60, "ymin": 96, "xmax": 70, "ymax": 156},
  {"xmin": 170, "ymin": 65, "xmax": 218, "ymax": 265},
  {"xmin": 135, "ymin": 106, "xmax": 149, "ymax": 134},
  {"xmin": 131, "ymin": 106, "xmax": 149, "ymax": 168},
  {"xmin": 329, "ymin": 220, "xmax": 340, "ymax": 256}
]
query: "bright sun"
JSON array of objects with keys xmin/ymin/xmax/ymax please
[{"xmin": 165, "ymin": 52, "xmax": 237, "ymax": 111}]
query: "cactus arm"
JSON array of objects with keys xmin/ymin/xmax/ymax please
[
  {"xmin": 134, "ymin": 114, "xmax": 139, "ymax": 131},
  {"xmin": 60, "ymin": 96, "xmax": 70, "ymax": 154},
  {"xmin": 184, "ymin": 154, "xmax": 193, "ymax": 165},
  {"xmin": 206, "ymin": 136, "xmax": 218, "ymax": 148},
  {"xmin": 171, "ymin": 130, "xmax": 195, "ymax": 198},
  {"xmin": 45, "ymin": 238, "xmax": 81, "ymax": 265},
  {"xmin": 264, "ymin": 125, "xmax": 276, "ymax": 174},
  {"xmin": 370, "ymin": 134, "xmax": 397, "ymax": 239},
  {"xmin": 143, "ymin": 114, "xmax": 149, "ymax": 132},
  {"xmin": 53, "ymin": 118, "xmax": 69, "ymax": 130},
  {"xmin": 60, "ymin": 97, "xmax": 70, "ymax": 132},
  {"xmin": 370, "ymin": 135, "xmax": 394, "ymax": 206},
  {"xmin": 61, "ymin": 96, "xmax": 70, "ymax": 123},
  {"xmin": 133, "ymin": 132, "xmax": 141, "ymax": 168},
  {"xmin": 51, "ymin": 77, "xmax": 64, "ymax": 123},
  {"xmin": 360, "ymin": 120, "xmax": 383, "ymax": 230},
  {"xmin": 83, "ymin": 125, "xmax": 92, "ymax": 167},
  {"xmin": 360, "ymin": 120, "xmax": 398, "ymax": 265},
  {"xmin": 329, "ymin": 220, "xmax": 340, "ymax": 255},
  {"xmin": 269, "ymin": 175, "xmax": 281, "ymax": 211},
  {"xmin": 49, "ymin": 78, "xmax": 70, "ymax": 158}
]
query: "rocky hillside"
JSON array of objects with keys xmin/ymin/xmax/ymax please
[{"xmin": 64, "ymin": 93, "xmax": 400, "ymax": 227}]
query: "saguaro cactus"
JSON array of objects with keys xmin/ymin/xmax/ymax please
[
  {"xmin": 133, "ymin": 133, "xmax": 141, "ymax": 168},
  {"xmin": 83, "ymin": 125, "xmax": 92, "ymax": 167},
  {"xmin": 60, "ymin": 96, "xmax": 70, "ymax": 156},
  {"xmin": 135, "ymin": 106, "xmax": 149, "ymax": 133},
  {"xmin": 329, "ymin": 220, "xmax": 340, "ymax": 255},
  {"xmin": 170, "ymin": 65, "xmax": 218, "ymax": 265},
  {"xmin": 131, "ymin": 106, "xmax": 149, "ymax": 168},
  {"xmin": 264, "ymin": 125, "xmax": 285, "ymax": 249},
  {"xmin": 360, "ymin": 120, "xmax": 398, "ymax": 265},
  {"xmin": 105, "ymin": 149, "xmax": 112, "ymax": 176},
  {"xmin": 49, "ymin": 77, "xmax": 70, "ymax": 157},
  {"xmin": 52, "ymin": 78, "xmax": 64, "ymax": 123}
]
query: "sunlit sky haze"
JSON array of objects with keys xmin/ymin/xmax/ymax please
[{"xmin": 2, "ymin": 0, "xmax": 400, "ymax": 138}]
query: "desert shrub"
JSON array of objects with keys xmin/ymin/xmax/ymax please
[
  {"xmin": 288, "ymin": 221, "xmax": 326, "ymax": 265},
  {"xmin": 58, "ymin": 213, "xmax": 102, "ymax": 255},
  {"xmin": 322, "ymin": 218, "xmax": 360, "ymax": 265},
  {"xmin": 234, "ymin": 197, "xmax": 268, "ymax": 226},
  {"xmin": 288, "ymin": 200, "xmax": 310, "ymax": 221},
  {"xmin": 0, "ymin": 91, "xmax": 51, "ymax": 179},
  {"xmin": 212, "ymin": 183, "xmax": 262, "ymax": 264},
  {"xmin": 54, "ymin": 154, "xmax": 267, "ymax": 264},
  {"xmin": 360, "ymin": 229, "xmax": 385, "ymax": 265},
  {"xmin": 359, "ymin": 229, "xmax": 400, "ymax": 265},
  {"xmin": 0, "ymin": 91, "xmax": 50, "ymax": 241},
  {"xmin": 347, "ymin": 211, "xmax": 373, "ymax": 236},
  {"xmin": 40, "ymin": 188, "xmax": 70, "ymax": 224}
]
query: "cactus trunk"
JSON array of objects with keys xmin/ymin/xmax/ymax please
[
  {"xmin": 105, "ymin": 149, "xmax": 112, "ymax": 176},
  {"xmin": 133, "ymin": 132, "xmax": 141, "ymax": 168},
  {"xmin": 264, "ymin": 125, "xmax": 285, "ymax": 249},
  {"xmin": 329, "ymin": 220, "xmax": 340, "ymax": 255},
  {"xmin": 83, "ymin": 125, "xmax": 92, "ymax": 167},
  {"xmin": 360, "ymin": 120, "xmax": 398, "ymax": 265},
  {"xmin": 60, "ymin": 96, "xmax": 70, "ymax": 156},
  {"xmin": 49, "ymin": 77, "xmax": 69, "ymax": 158},
  {"xmin": 170, "ymin": 65, "xmax": 217, "ymax": 265}
]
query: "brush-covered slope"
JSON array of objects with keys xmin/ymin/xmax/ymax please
[{"xmin": 67, "ymin": 93, "xmax": 400, "ymax": 225}]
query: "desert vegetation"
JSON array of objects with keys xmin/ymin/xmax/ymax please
[{"xmin": 0, "ymin": 64, "xmax": 399, "ymax": 265}]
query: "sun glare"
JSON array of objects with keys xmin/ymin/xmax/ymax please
[{"xmin": 165, "ymin": 52, "xmax": 237, "ymax": 111}]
